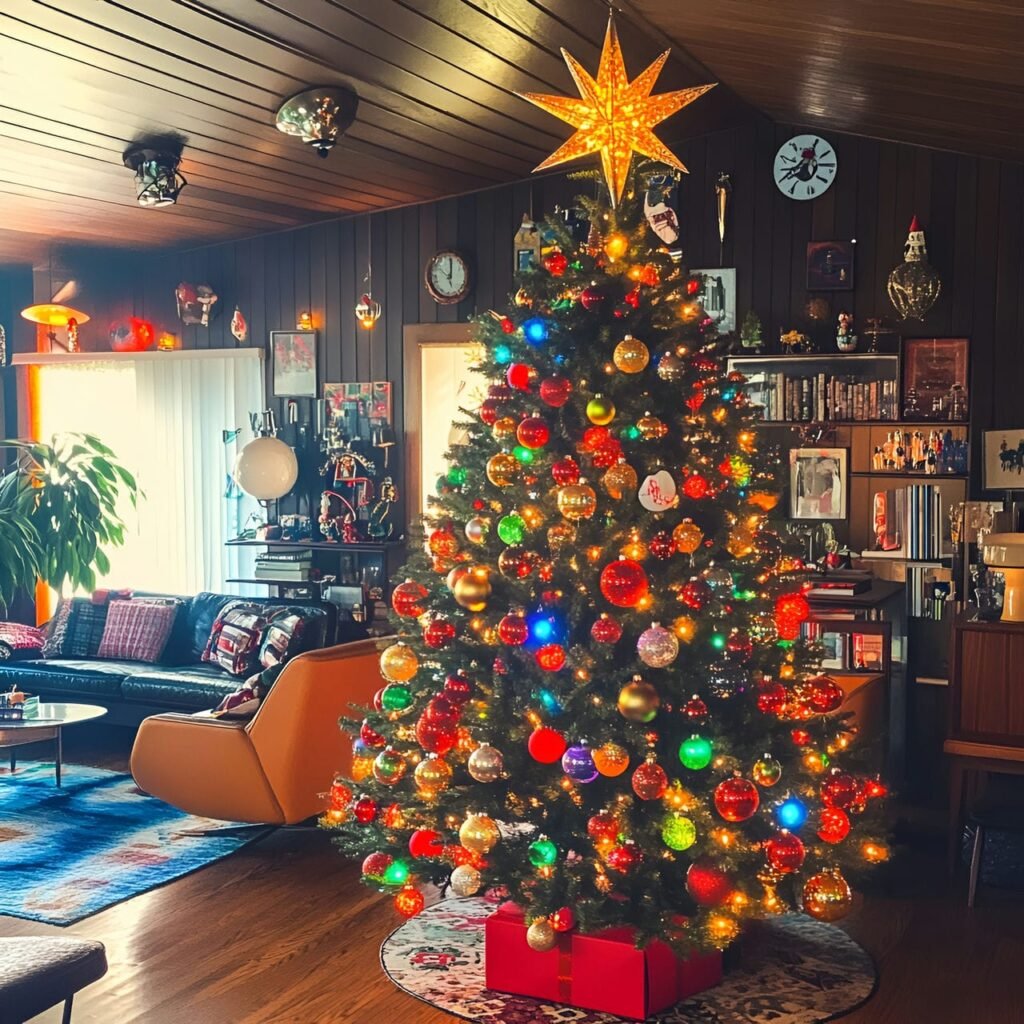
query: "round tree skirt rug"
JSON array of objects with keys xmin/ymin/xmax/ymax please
[{"xmin": 380, "ymin": 897, "xmax": 876, "ymax": 1024}]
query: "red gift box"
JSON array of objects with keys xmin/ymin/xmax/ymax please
[{"xmin": 485, "ymin": 901, "xmax": 722, "ymax": 1020}]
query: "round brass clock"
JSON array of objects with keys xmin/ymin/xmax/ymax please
[{"xmin": 425, "ymin": 249, "xmax": 472, "ymax": 305}]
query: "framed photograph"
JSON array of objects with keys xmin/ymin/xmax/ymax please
[
  {"xmin": 806, "ymin": 240, "xmax": 855, "ymax": 291},
  {"xmin": 901, "ymin": 337, "xmax": 969, "ymax": 421},
  {"xmin": 692, "ymin": 267, "xmax": 736, "ymax": 334},
  {"xmin": 271, "ymin": 330, "xmax": 317, "ymax": 398},
  {"xmin": 819, "ymin": 631, "xmax": 847, "ymax": 671},
  {"xmin": 984, "ymin": 429, "xmax": 1024, "ymax": 490},
  {"xmin": 789, "ymin": 447, "xmax": 848, "ymax": 520}
]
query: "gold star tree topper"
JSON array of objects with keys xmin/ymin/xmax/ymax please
[{"xmin": 518, "ymin": 16, "xmax": 715, "ymax": 206}]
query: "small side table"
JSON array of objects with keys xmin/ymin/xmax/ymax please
[{"xmin": 0, "ymin": 702, "xmax": 107, "ymax": 786}]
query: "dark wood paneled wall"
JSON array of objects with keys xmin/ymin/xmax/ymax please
[
  {"xmin": 0, "ymin": 265, "xmax": 33, "ymax": 441},
  {"xmin": 8, "ymin": 119, "xmax": 1024, "ymax": 501}
]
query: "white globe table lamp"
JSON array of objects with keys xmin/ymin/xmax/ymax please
[{"xmin": 233, "ymin": 434, "xmax": 298, "ymax": 501}]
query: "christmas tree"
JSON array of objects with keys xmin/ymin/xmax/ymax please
[{"xmin": 327, "ymin": 18, "xmax": 887, "ymax": 955}]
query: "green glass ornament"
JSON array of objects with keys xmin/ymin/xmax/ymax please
[
  {"xmin": 528, "ymin": 837, "xmax": 558, "ymax": 867},
  {"xmin": 381, "ymin": 683, "xmax": 413, "ymax": 712},
  {"xmin": 679, "ymin": 734, "xmax": 713, "ymax": 771},
  {"xmin": 447, "ymin": 466, "xmax": 467, "ymax": 487},
  {"xmin": 512, "ymin": 445, "xmax": 535, "ymax": 465},
  {"xmin": 382, "ymin": 859, "xmax": 410, "ymax": 885},
  {"xmin": 497, "ymin": 513, "xmax": 526, "ymax": 546},
  {"xmin": 661, "ymin": 813, "xmax": 697, "ymax": 851},
  {"xmin": 619, "ymin": 424, "xmax": 642, "ymax": 441}
]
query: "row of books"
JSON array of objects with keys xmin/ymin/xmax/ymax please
[
  {"xmin": 905, "ymin": 563, "xmax": 951, "ymax": 620},
  {"xmin": 751, "ymin": 372, "xmax": 899, "ymax": 422},
  {"xmin": 865, "ymin": 484, "xmax": 946, "ymax": 560},
  {"xmin": 802, "ymin": 623, "xmax": 887, "ymax": 672},
  {"xmin": 254, "ymin": 550, "xmax": 312, "ymax": 581}
]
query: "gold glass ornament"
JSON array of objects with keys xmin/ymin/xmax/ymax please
[
  {"xmin": 887, "ymin": 217, "xmax": 941, "ymax": 320},
  {"xmin": 637, "ymin": 413, "xmax": 668, "ymax": 440},
  {"xmin": 672, "ymin": 519, "xmax": 703, "ymax": 554},
  {"xmin": 752, "ymin": 753, "xmax": 782, "ymax": 787},
  {"xmin": 459, "ymin": 813, "xmax": 500, "ymax": 854},
  {"xmin": 620, "ymin": 530, "xmax": 648, "ymax": 561},
  {"xmin": 656, "ymin": 351, "xmax": 685, "ymax": 382},
  {"xmin": 593, "ymin": 741, "xmax": 630, "ymax": 777},
  {"xmin": 617, "ymin": 676, "xmax": 660, "ymax": 722},
  {"xmin": 557, "ymin": 481, "xmax": 598, "ymax": 521},
  {"xmin": 802, "ymin": 868, "xmax": 853, "ymax": 922},
  {"xmin": 380, "ymin": 643, "xmax": 418, "ymax": 683},
  {"xmin": 602, "ymin": 460, "xmax": 638, "ymax": 499},
  {"xmin": 547, "ymin": 522, "xmax": 576, "ymax": 551},
  {"xmin": 672, "ymin": 615, "xmax": 697, "ymax": 642},
  {"xmin": 526, "ymin": 917, "xmax": 557, "ymax": 952},
  {"xmin": 493, "ymin": 416, "xmax": 517, "ymax": 441},
  {"xmin": 516, "ymin": 16, "xmax": 714, "ymax": 206},
  {"xmin": 604, "ymin": 232, "xmax": 629, "ymax": 262},
  {"xmin": 586, "ymin": 395, "xmax": 616, "ymax": 426},
  {"xmin": 519, "ymin": 503, "xmax": 545, "ymax": 530},
  {"xmin": 726, "ymin": 526, "xmax": 755, "ymax": 559},
  {"xmin": 450, "ymin": 864, "xmax": 483, "ymax": 897},
  {"xmin": 613, "ymin": 335, "xmax": 650, "ymax": 374},
  {"xmin": 706, "ymin": 913, "xmax": 741, "ymax": 949},
  {"xmin": 467, "ymin": 742, "xmax": 505, "ymax": 783},
  {"xmin": 452, "ymin": 564, "xmax": 492, "ymax": 611},
  {"xmin": 414, "ymin": 755, "xmax": 453, "ymax": 797},
  {"xmin": 486, "ymin": 453, "xmax": 519, "ymax": 487}
]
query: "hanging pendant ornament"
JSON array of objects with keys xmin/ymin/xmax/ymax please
[
  {"xmin": 356, "ymin": 222, "xmax": 382, "ymax": 329},
  {"xmin": 637, "ymin": 470, "xmax": 678, "ymax": 512},
  {"xmin": 887, "ymin": 215, "xmax": 941, "ymax": 320},
  {"xmin": 715, "ymin": 172, "xmax": 732, "ymax": 262},
  {"xmin": 516, "ymin": 13, "xmax": 715, "ymax": 206},
  {"xmin": 230, "ymin": 306, "xmax": 247, "ymax": 342}
]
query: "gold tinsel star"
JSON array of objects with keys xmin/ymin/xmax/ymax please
[{"xmin": 518, "ymin": 16, "xmax": 715, "ymax": 206}]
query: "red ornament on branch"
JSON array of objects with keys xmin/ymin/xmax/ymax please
[{"xmin": 600, "ymin": 558, "xmax": 649, "ymax": 607}]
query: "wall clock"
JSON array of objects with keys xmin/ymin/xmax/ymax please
[
  {"xmin": 425, "ymin": 249, "xmax": 472, "ymax": 305},
  {"xmin": 773, "ymin": 134, "xmax": 837, "ymax": 201}
]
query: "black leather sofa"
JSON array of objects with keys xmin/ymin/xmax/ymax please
[{"xmin": 0, "ymin": 591, "xmax": 356, "ymax": 726}]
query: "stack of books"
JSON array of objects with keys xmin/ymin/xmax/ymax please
[
  {"xmin": 254, "ymin": 550, "xmax": 313, "ymax": 581},
  {"xmin": 805, "ymin": 570, "xmax": 872, "ymax": 598}
]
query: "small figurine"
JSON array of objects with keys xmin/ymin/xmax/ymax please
[
  {"xmin": 779, "ymin": 328, "xmax": 813, "ymax": 353},
  {"xmin": 739, "ymin": 310, "xmax": 763, "ymax": 352},
  {"xmin": 872, "ymin": 445, "xmax": 884, "ymax": 471},
  {"xmin": 836, "ymin": 311, "xmax": 857, "ymax": 352},
  {"xmin": 231, "ymin": 306, "xmax": 247, "ymax": 342}
]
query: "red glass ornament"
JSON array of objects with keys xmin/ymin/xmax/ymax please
[
  {"xmin": 444, "ymin": 672, "xmax": 473, "ymax": 704},
  {"xmin": 581, "ymin": 426, "xmax": 611, "ymax": 452},
  {"xmin": 428, "ymin": 529, "xmax": 459, "ymax": 558},
  {"xmin": 361, "ymin": 851, "xmax": 393, "ymax": 879},
  {"xmin": 552, "ymin": 457, "xmax": 581, "ymax": 486},
  {"xmin": 506, "ymin": 362, "xmax": 535, "ymax": 391},
  {"xmin": 535, "ymin": 643, "xmax": 566, "ymax": 671},
  {"xmin": 500, "ymin": 316, "xmax": 515, "ymax": 334},
  {"xmin": 550, "ymin": 906, "xmax": 575, "ymax": 932},
  {"xmin": 498, "ymin": 546, "xmax": 534, "ymax": 579},
  {"xmin": 685, "ymin": 859, "xmax": 732, "ymax": 905},
  {"xmin": 329, "ymin": 779, "xmax": 352, "ymax": 809},
  {"xmin": 775, "ymin": 592, "xmax": 811, "ymax": 630},
  {"xmin": 528, "ymin": 726, "xmax": 567, "ymax": 763},
  {"xmin": 684, "ymin": 695, "xmax": 709, "ymax": 720},
  {"xmin": 591, "ymin": 440, "xmax": 623, "ymax": 469},
  {"xmin": 726, "ymin": 631, "xmax": 754, "ymax": 663},
  {"xmin": 580, "ymin": 285, "xmax": 606, "ymax": 310},
  {"xmin": 686, "ymin": 277, "xmax": 701, "ymax": 295},
  {"xmin": 650, "ymin": 531, "xmax": 676, "ymax": 560},
  {"xmin": 790, "ymin": 728, "xmax": 812, "ymax": 747},
  {"xmin": 805, "ymin": 676, "xmax": 846, "ymax": 714},
  {"xmin": 765, "ymin": 831, "xmax": 806, "ymax": 873},
  {"xmin": 631, "ymin": 760, "xmax": 668, "ymax": 800},
  {"xmin": 425, "ymin": 694, "xmax": 460, "ymax": 723},
  {"xmin": 394, "ymin": 885, "xmax": 425, "ymax": 918},
  {"xmin": 498, "ymin": 613, "xmax": 529, "ymax": 646},
  {"xmin": 606, "ymin": 842, "xmax": 640, "ymax": 872},
  {"xmin": 540, "ymin": 375, "xmax": 573, "ymax": 407},
  {"xmin": 686, "ymin": 388, "xmax": 705, "ymax": 413},
  {"xmin": 391, "ymin": 579, "xmax": 429, "ymax": 618},
  {"xmin": 517, "ymin": 416, "xmax": 550, "ymax": 449},
  {"xmin": 714, "ymin": 777, "xmax": 760, "ymax": 822},
  {"xmin": 488, "ymin": 383, "xmax": 512, "ymax": 402},
  {"xmin": 718, "ymin": 458, "xmax": 733, "ymax": 477},
  {"xmin": 599, "ymin": 559, "xmax": 649, "ymax": 607},
  {"xmin": 352, "ymin": 796, "xmax": 378, "ymax": 823},
  {"xmin": 590, "ymin": 614, "xmax": 623, "ymax": 644},
  {"xmin": 821, "ymin": 771, "xmax": 860, "ymax": 809},
  {"xmin": 543, "ymin": 251, "xmax": 569, "ymax": 277},
  {"xmin": 639, "ymin": 264, "xmax": 660, "ymax": 287},
  {"xmin": 372, "ymin": 687, "xmax": 386, "ymax": 711},
  {"xmin": 680, "ymin": 579, "xmax": 711, "ymax": 610},
  {"xmin": 864, "ymin": 778, "xmax": 888, "ymax": 800},
  {"xmin": 624, "ymin": 285, "xmax": 640, "ymax": 308},
  {"xmin": 360, "ymin": 720, "xmax": 386, "ymax": 748},
  {"xmin": 682, "ymin": 474, "xmax": 709, "ymax": 500},
  {"xmin": 587, "ymin": 812, "xmax": 620, "ymax": 844},
  {"xmin": 817, "ymin": 807, "xmax": 851, "ymax": 844},
  {"xmin": 409, "ymin": 829, "xmax": 445, "ymax": 858},
  {"xmin": 423, "ymin": 617, "xmax": 456, "ymax": 649},
  {"xmin": 415, "ymin": 715, "xmax": 457, "ymax": 754},
  {"xmin": 383, "ymin": 803, "xmax": 404, "ymax": 828},
  {"xmin": 757, "ymin": 680, "xmax": 788, "ymax": 716}
]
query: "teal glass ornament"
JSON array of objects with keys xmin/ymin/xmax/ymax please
[{"xmin": 494, "ymin": 343, "xmax": 512, "ymax": 365}]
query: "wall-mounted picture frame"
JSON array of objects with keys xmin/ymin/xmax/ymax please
[
  {"xmin": 806, "ymin": 240, "xmax": 855, "ymax": 291},
  {"xmin": 983, "ymin": 429, "xmax": 1024, "ymax": 490},
  {"xmin": 902, "ymin": 337, "xmax": 970, "ymax": 421},
  {"xmin": 789, "ymin": 447, "xmax": 848, "ymax": 520},
  {"xmin": 692, "ymin": 267, "xmax": 736, "ymax": 334},
  {"xmin": 271, "ymin": 330, "xmax": 317, "ymax": 398}
]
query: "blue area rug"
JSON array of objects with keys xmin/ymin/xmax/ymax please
[{"xmin": 0, "ymin": 761, "xmax": 268, "ymax": 925}]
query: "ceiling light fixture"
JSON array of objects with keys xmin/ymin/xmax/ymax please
[
  {"xmin": 123, "ymin": 145, "xmax": 187, "ymax": 207},
  {"xmin": 275, "ymin": 86, "xmax": 359, "ymax": 159}
]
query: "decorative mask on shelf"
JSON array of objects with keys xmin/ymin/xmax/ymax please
[
  {"xmin": 887, "ymin": 216, "xmax": 941, "ymax": 321},
  {"xmin": 109, "ymin": 317, "xmax": 156, "ymax": 352},
  {"xmin": 176, "ymin": 282, "xmax": 218, "ymax": 326}
]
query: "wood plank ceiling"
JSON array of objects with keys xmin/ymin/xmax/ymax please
[
  {"xmin": 632, "ymin": 0, "xmax": 1024, "ymax": 165},
  {"xmin": 0, "ymin": 0, "xmax": 742, "ymax": 266}
]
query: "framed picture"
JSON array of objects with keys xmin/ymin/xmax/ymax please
[
  {"xmin": 901, "ymin": 337, "xmax": 969, "ymax": 421},
  {"xmin": 789, "ymin": 447, "xmax": 848, "ymax": 520},
  {"xmin": 983, "ymin": 429, "xmax": 1024, "ymax": 490},
  {"xmin": 271, "ymin": 330, "xmax": 317, "ymax": 398},
  {"xmin": 692, "ymin": 267, "xmax": 736, "ymax": 334},
  {"xmin": 806, "ymin": 240, "xmax": 855, "ymax": 291}
]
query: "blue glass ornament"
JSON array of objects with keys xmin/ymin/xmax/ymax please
[
  {"xmin": 777, "ymin": 796, "xmax": 808, "ymax": 830},
  {"xmin": 522, "ymin": 317, "xmax": 550, "ymax": 345},
  {"xmin": 526, "ymin": 608, "xmax": 566, "ymax": 648}
]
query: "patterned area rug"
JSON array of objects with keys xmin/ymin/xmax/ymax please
[
  {"xmin": 0, "ymin": 761, "xmax": 268, "ymax": 925},
  {"xmin": 381, "ymin": 897, "xmax": 877, "ymax": 1023}
]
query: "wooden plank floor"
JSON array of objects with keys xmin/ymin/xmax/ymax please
[{"xmin": 3, "ymin": 728, "xmax": 1023, "ymax": 1023}]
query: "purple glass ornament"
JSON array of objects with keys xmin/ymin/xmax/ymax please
[{"xmin": 561, "ymin": 741, "xmax": 599, "ymax": 783}]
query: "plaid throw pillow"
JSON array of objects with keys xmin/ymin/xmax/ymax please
[
  {"xmin": 42, "ymin": 599, "xmax": 75, "ymax": 658},
  {"xmin": 65, "ymin": 592, "xmax": 133, "ymax": 658},
  {"xmin": 203, "ymin": 601, "xmax": 269, "ymax": 676},
  {"xmin": 258, "ymin": 609, "xmax": 308, "ymax": 670},
  {"xmin": 96, "ymin": 599, "xmax": 179, "ymax": 663},
  {"xmin": 0, "ymin": 623, "xmax": 46, "ymax": 662}
]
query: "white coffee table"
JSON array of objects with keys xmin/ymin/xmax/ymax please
[{"xmin": 0, "ymin": 702, "xmax": 108, "ymax": 786}]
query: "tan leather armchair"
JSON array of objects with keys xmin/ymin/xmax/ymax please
[{"xmin": 130, "ymin": 638, "xmax": 388, "ymax": 824}]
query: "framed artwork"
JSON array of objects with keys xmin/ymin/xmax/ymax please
[
  {"xmin": 271, "ymin": 330, "xmax": 317, "ymax": 398},
  {"xmin": 692, "ymin": 267, "xmax": 736, "ymax": 334},
  {"xmin": 983, "ymin": 429, "xmax": 1024, "ymax": 490},
  {"xmin": 806, "ymin": 240, "xmax": 855, "ymax": 291},
  {"xmin": 902, "ymin": 337, "xmax": 969, "ymax": 421},
  {"xmin": 789, "ymin": 447, "xmax": 848, "ymax": 520}
]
